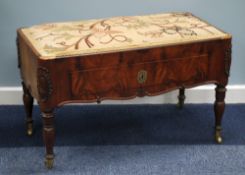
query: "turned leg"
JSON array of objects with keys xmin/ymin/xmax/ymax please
[
  {"xmin": 177, "ymin": 87, "xmax": 185, "ymax": 109},
  {"xmin": 22, "ymin": 82, "xmax": 34, "ymax": 136},
  {"xmin": 42, "ymin": 111, "xmax": 55, "ymax": 169},
  {"xmin": 214, "ymin": 84, "xmax": 226, "ymax": 144}
]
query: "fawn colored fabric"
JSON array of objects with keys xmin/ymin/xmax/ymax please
[{"xmin": 20, "ymin": 12, "xmax": 229, "ymax": 59}]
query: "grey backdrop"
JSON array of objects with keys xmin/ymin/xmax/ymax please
[{"xmin": 0, "ymin": 0, "xmax": 244, "ymax": 86}]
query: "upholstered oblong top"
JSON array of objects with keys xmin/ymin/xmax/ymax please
[{"xmin": 20, "ymin": 12, "xmax": 230, "ymax": 60}]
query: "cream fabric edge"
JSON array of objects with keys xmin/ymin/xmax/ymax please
[{"xmin": 20, "ymin": 12, "xmax": 231, "ymax": 60}]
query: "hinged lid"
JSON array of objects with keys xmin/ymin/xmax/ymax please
[{"xmin": 20, "ymin": 12, "xmax": 230, "ymax": 60}]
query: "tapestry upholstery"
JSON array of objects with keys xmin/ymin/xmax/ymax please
[{"xmin": 20, "ymin": 12, "xmax": 229, "ymax": 59}]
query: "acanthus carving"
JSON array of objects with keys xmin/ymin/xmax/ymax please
[
  {"xmin": 224, "ymin": 43, "xmax": 232, "ymax": 76},
  {"xmin": 37, "ymin": 67, "xmax": 53, "ymax": 102}
]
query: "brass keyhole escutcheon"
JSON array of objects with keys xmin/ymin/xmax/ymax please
[{"xmin": 137, "ymin": 70, "xmax": 147, "ymax": 84}]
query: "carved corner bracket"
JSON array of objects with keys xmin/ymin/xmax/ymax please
[
  {"xmin": 224, "ymin": 43, "xmax": 232, "ymax": 76},
  {"xmin": 37, "ymin": 67, "xmax": 53, "ymax": 102}
]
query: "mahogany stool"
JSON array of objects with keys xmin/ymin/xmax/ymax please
[{"xmin": 16, "ymin": 12, "xmax": 232, "ymax": 168}]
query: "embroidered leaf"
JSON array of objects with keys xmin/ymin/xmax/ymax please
[
  {"xmin": 53, "ymin": 32, "xmax": 77, "ymax": 41},
  {"xmin": 51, "ymin": 25, "xmax": 80, "ymax": 32},
  {"xmin": 43, "ymin": 44, "xmax": 67, "ymax": 54},
  {"xmin": 126, "ymin": 38, "xmax": 133, "ymax": 42},
  {"xmin": 122, "ymin": 20, "xmax": 149, "ymax": 29}
]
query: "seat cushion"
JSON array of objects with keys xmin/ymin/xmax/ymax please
[{"xmin": 20, "ymin": 12, "xmax": 229, "ymax": 60}]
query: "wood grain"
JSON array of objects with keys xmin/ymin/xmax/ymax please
[{"xmin": 17, "ymin": 27, "xmax": 232, "ymax": 167}]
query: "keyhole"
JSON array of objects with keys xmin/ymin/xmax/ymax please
[{"xmin": 137, "ymin": 70, "xmax": 147, "ymax": 84}]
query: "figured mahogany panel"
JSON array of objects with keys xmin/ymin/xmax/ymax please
[
  {"xmin": 70, "ymin": 54, "xmax": 209, "ymax": 100},
  {"xmin": 17, "ymin": 15, "xmax": 232, "ymax": 168},
  {"xmin": 17, "ymin": 35, "xmax": 231, "ymax": 108}
]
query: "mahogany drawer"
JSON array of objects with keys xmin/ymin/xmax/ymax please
[{"xmin": 70, "ymin": 54, "xmax": 209, "ymax": 99}]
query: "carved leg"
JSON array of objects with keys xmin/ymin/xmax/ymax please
[
  {"xmin": 22, "ymin": 82, "xmax": 34, "ymax": 136},
  {"xmin": 214, "ymin": 84, "xmax": 226, "ymax": 144},
  {"xmin": 42, "ymin": 111, "xmax": 55, "ymax": 169},
  {"xmin": 177, "ymin": 87, "xmax": 185, "ymax": 109}
]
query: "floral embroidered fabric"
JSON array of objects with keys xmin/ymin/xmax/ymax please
[{"xmin": 20, "ymin": 12, "xmax": 229, "ymax": 59}]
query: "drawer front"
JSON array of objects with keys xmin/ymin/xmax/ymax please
[{"xmin": 70, "ymin": 54, "xmax": 209, "ymax": 100}]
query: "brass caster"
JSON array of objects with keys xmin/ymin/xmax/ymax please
[
  {"xmin": 45, "ymin": 156, "xmax": 54, "ymax": 169},
  {"xmin": 177, "ymin": 88, "xmax": 185, "ymax": 109},
  {"xmin": 26, "ymin": 122, "xmax": 33, "ymax": 136},
  {"xmin": 215, "ymin": 126, "xmax": 222, "ymax": 144},
  {"xmin": 177, "ymin": 101, "xmax": 184, "ymax": 109}
]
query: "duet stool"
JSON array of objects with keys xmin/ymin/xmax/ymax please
[{"xmin": 16, "ymin": 12, "xmax": 232, "ymax": 168}]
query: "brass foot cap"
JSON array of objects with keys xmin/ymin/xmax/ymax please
[
  {"xmin": 45, "ymin": 158, "xmax": 54, "ymax": 169},
  {"xmin": 26, "ymin": 123, "xmax": 33, "ymax": 136},
  {"xmin": 215, "ymin": 126, "xmax": 222, "ymax": 144},
  {"xmin": 177, "ymin": 102, "xmax": 184, "ymax": 109},
  {"xmin": 215, "ymin": 135, "xmax": 222, "ymax": 144}
]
